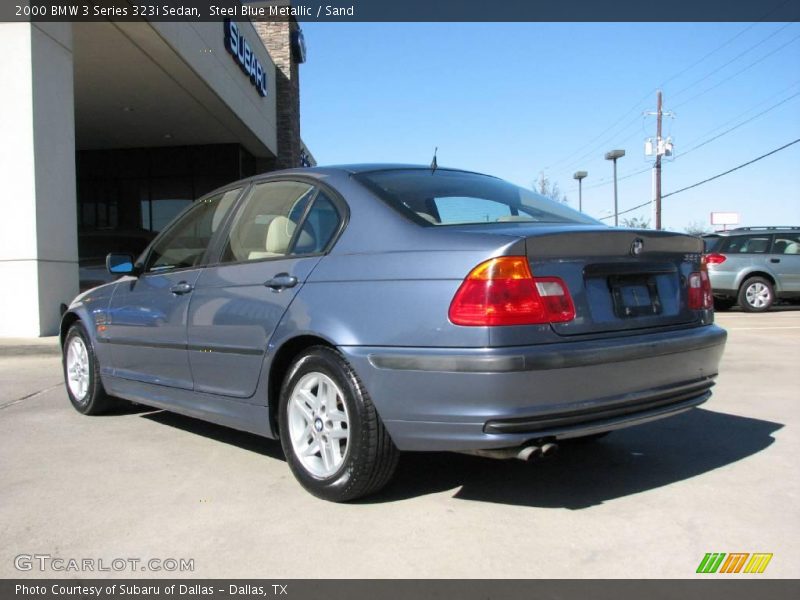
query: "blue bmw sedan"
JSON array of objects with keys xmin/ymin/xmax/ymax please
[{"xmin": 61, "ymin": 165, "xmax": 726, "ymax": 501}]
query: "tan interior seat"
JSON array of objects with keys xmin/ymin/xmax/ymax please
[{"xmin": 247, "ymin": 216, "xmax": 315, "ymax": 260}]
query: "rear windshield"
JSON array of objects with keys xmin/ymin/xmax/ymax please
[{"xmin": 355, "ymin": 169, "xmax": 599, "ymax": 226}]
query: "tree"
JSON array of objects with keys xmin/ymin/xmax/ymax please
[
  {"xmin": 621, "ymin": 216, "xmax": 650, "ymax": 229},
  {"xmin": 684, "ymin": 221, "xmax": 711, "ymax": 236},
  {"xmin": 535, "ymin": 172, "xmax": 568, "ymax": 204}
]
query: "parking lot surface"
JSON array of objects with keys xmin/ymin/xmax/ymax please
[{"xmin": 1, "ymin": 310, "xmax": 798, "ymax": 578}]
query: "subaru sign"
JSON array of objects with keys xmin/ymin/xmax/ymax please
[{"xmin": 224, "ymin": 19, "xmax": 268, "ymax": 97}]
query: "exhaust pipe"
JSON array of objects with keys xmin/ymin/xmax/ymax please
[
  {"xmin": 539, "ymin": 442, "xmax": 558, "ymax": 458},
  {"xmin": 462, "ymin": 441, "xmax": 558, "ymax": 462},
  {"xmin": 516, "ymin": 445, "xmax": 541, "ymax": 461}
]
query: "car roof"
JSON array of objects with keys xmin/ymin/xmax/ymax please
[
  {"xmin": 704, "ymin": 226, "xmax": 800, "ymax": 237},
  {"xmin": 254, "ymin": 164, "xmax": 500, "ymax": 179}
]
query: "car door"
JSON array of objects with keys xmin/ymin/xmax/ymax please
[
  {"xmin": 187, "ymin": 180, "xmax": 344, "ymax": 399},
  {"xmin": 106, "ymin": 188, "xmax": 242, "ymax": 389},
  {"xmin": 770, "ymin": 232, "xmax": 800, "ymax": 292}
]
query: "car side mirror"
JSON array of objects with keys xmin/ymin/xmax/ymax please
[{"xmin": 106, "ymin": 253, "xmax": 138, "ymax": 275}]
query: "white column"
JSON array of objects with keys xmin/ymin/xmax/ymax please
[{"xmin": 0, "ymin": 23, "xmax": 78, "ymax": 337}]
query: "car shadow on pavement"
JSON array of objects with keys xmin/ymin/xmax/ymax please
[
  {"xmin": 135, "ymin": 406, "xmax": 781, "ymax": 508},
  {"xmin": 366, "ymin": 408, "xmax": 783, "ymax": 508},
  {"xmin": 140, "ymin": 410, "xmax": 286, "ymax": 461},
  {"xmin": 721, "ymin": 303, "xmax": 800, "ymax": 313}
]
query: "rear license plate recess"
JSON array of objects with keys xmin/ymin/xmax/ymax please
[{"xmin": 608, "ymin": 274, "xmax": 662, "ymax": 318}]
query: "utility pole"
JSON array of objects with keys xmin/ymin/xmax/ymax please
[
  {"xmin": 655, "ymin": 90, "xmax": 662, "ymax": 231},
  {"xmin": 645, "ymin": 91, "xmax": 673, "ymax": 230}
]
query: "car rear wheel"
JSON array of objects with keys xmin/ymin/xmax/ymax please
[
  {"xmin": 738, "ymin": 277, "xmax": 774, "ymax": 312},
  {"xmin": 278, "ymin": 346, "xmax": 399, "ymax": 502},
  {"xmin": 63, "ymin": 322, "xmax": 118, "ymax": 415}
]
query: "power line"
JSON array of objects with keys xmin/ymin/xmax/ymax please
[
  {"xmin": 544, "ymin": 101, "xmax": 649, "ymax": 173},
  {"xmin": 567, "ymin": 86, "xmax": 800, "ymax": 194},
  {"xmin": 546, "ymin": 24, "xmax": 752, "ymax": 172},
  {"xmin": 553, "ymin": 115, "xmax": 646, "ymax": 178},
  {"xmin": 672, "ymin": 31, "xmax": 800, "ymax": 110},
  {"xmin": 599, "ymin": 137, "xmax": 800, "ymax": 220},
  {"xmin": 669, "ymin": 22, "xmax": 796, "ymax": 101},
  {"xmin": 678, "ymin": 90, "xmax": 800, "ymax": 158},
  {"xmin": 598, "ymin": 201, "xmax": 654, "ymax": 221},
  {"xmin": 567, "ymin": 164, "xmax": 650, "ymax": 194},
  {"xmin": 544, "ymin": 11, "xmax": 795, "ymax": 175},
  {"xmin": 680, "ymin": 79, "xmax": 800, "ymax": 147},
  {"xmin": 662, "ymin": 138, "xmax": 800, "ymax": 199},
  {"xmin": 656, "ymin": 21, "xmax": 767, "ymax": 90}
]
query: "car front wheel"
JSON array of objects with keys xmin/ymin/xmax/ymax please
[
  {"xmin": 63, "ymin": 322, "xmax": 117, "ymax": 414},
  {"xmin": 738, "ymin": 277, "xmax": 774, "ymax": 312},
  {"xmin": 278, "ymin": 346, "xmax": 399, "ymax": 502}
]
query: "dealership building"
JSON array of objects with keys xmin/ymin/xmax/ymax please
[{"xmin": 0, "ymin": 3, "xmax": 312, "ymax": 336}]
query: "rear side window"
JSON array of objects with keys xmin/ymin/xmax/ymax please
[
  {"xmin": 719, "ymin": 235, "xmax": 772, "ymax": 254},
  {"xmin": 702, "ymin": 236, "xmax": 722, "ymax": 253},
  {"xmin": 292, "ymin": 192, "xmax": 341, "ymax": 255},
  {"xmin": 356, "ymin": 169, "xmax": 598, "ymax": 226},
  {"xmin": 220, "ymin": 181, "xmax": 316, "ymax": 263}
]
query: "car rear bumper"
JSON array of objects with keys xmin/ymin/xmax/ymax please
[
  {"xmin": 339, "ymin": 324, "xmax": 727, "ymax": 451},
  {"xmin": 707, "ymin": 269, "xmax": 739, "ymax": 294}
]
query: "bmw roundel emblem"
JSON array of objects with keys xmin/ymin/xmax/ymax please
[{"xmin": 631, "ymin": 238, "xmax": 644, "ymax": 256}]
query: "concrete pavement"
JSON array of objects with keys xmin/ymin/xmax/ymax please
[{"xmin": 1, "ymin": 310, "xmax": 798, "ymax": 578}]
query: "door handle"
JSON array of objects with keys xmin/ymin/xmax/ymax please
[
  {"xmin": 265, "ymin": 273, "xmax": 298, "ymax": 291},
  {"xmin": 770, "ymin": 258, "xmax": 781, "ymax": 263},
  {"xmin": 170, "ymin": 281, "xmax": 194, "ymax": 295}
]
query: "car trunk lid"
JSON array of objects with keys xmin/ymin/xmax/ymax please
[{"xmin": 523, "ymin": 228, "xmax": 705, "ymax": 336}]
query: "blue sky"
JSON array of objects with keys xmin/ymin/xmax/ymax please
[{"xmin": 298, "ymin": 22, "xmax": 800, "ymax": 232}]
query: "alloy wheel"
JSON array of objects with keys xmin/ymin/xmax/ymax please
[
  {"xmin": 66, "ymin": 336, "xmax": 90, "ymax": 402},
  {"xmin": 745, "ymin": 282, "xmax": 771, "ymax": 309},
  {"xmin": 287, "ymin": 371, "xmax": 350, "ymax": 478}
]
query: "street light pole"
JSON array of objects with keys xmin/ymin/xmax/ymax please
[
  {"xmin": 573, "ymin": 171, "xmax": 587, "ymax": 212},
  {"xmin": 604, "ymin": 149, "xmax": 625, "ymax": 226}
]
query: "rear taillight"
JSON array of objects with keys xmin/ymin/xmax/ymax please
[
  {"xmin": 704, "ymin": 253, "xmax": 727, "ymax": 265},
  {"xmin": 688, "ymin": 270, "xmax": 713, "ymax": 310},
  {"xmin": 449, "ymin": 256, "xmax": 575, "ymax": 326}
]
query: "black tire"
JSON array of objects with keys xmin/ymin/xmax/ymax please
[
  {"xmin": 713, "ymin": 297, "xmax": 736, "ymax": 311},
  {"xmin": 62, "ymin": 322, "xmax": 117, "ymax": 415},
  {"xmin": 278, "ymin": 346, "xmax": 399, "ymax": 502},
  {"xmin": 737, "ymin": 277, "xmax": 774, "ymax": 313}
]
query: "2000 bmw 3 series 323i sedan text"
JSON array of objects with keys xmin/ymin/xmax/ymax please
[{"xmin": 61, "ymin": 165, "xmax": 726, "ymax": 501}]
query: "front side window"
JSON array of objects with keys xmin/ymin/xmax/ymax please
[
  {"xmin": 221, "ymin": 181, "xmax": 316, "ymax": 263},
  {"xmin": 145, "ymin": 188, "xmax": 241, "ymax": 272},
  {"xmin": 356, "ymin": 169, "xmax": 599, "ymax": 226},
  {"xmin": 772, "ymin": 233, "xmax": 800, "ymax": 255}
]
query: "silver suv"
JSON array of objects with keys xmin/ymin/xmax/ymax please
[{"xmin": 703, "ymin": 227, "xmax": 800, "ymax": 312}]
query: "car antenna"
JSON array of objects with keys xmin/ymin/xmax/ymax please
[{"xmin": 430, "ymin": 147, "xmax": 438, "ymax": 174}]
